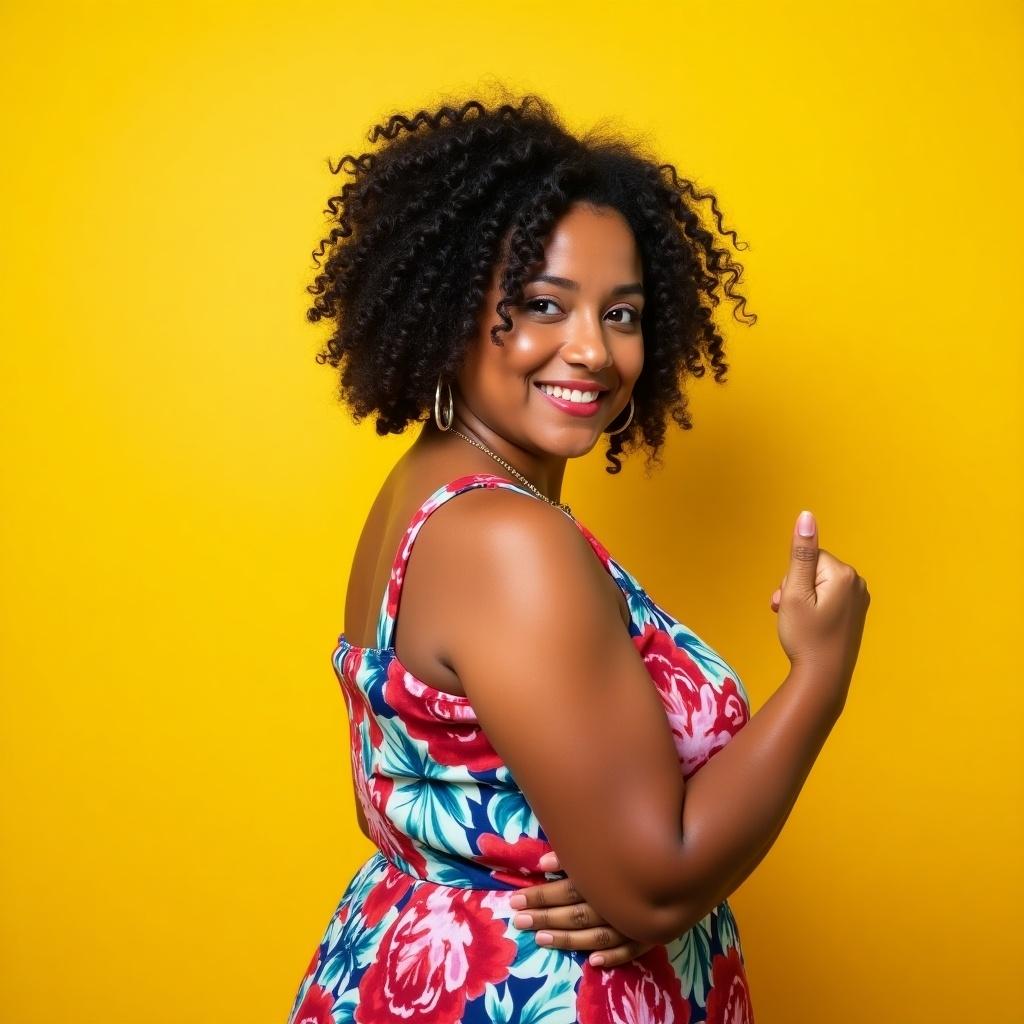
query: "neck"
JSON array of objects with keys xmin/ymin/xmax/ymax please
[{"xmin": 419, "ymin": 418, "xmax": 567, "ymax": 504}]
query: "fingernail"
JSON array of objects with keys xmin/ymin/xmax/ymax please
[
  {"xmin": 798, "ymin": 510, "xmax": 815, "ymax": 537},
  {"xmin": 513, "ymin": 913, "xmax": 533, "ymax": 928},
  {"xmin": 590, "ymin": 954, "xmax": 605, "ymax": 967},
  {"xmin": 509, "ymin": 894, "xmax": 527, "ymax": 909},
  {"xmin": 536, "ymin": 931, "xmax": 553, "ymax": 945}
]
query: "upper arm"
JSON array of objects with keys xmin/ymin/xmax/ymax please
[{"xmin": 440, "ymin": 491, "xmax": 690, "ymax": 943}]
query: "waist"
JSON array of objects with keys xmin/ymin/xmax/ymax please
[{"xmin": 369, "ymin": 820, "xmax": 563, "ymax": 891}]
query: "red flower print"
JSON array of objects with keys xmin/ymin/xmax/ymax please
[
  {"xmin": 361, "ymin": 772, "xmax": 429, "ymax": 879},
  {"xmin": 336, "ymin": 649, "xmax": 384, "ymax": 749},
  {"xmin": 355, "ymin": 885, "xmax": 517, "ymax": 1024},
  {"xmin": 578, "ymin": 944, "xmax": 690, "ymax": 1024},
  {"xmin": 362, "ymin": 865, "xmax": 415, "ymax": 928},
  {"xmin": 384, "ymin": 661, "xmax": 504, "ymax": 773},
  {"xmin": 305, "ymin": 945, "xmax": 321, "ymax": 978},
  {"xmin": 341, "ymin": 644, "xmax": 362, "ymax": 684},
  {"xmin": 292, "ymin": 982, "xmax": 335, "ymax": 1024},
  {"xmin": 635, "ymin": 625, "xmax": 750, "ymax": 779},
  {"xmin": 705, "ymin": 946, "xmax": 754, "ymax": 1024},
  {"xmin": 576, "ymin": 523, "xmax": 614, "ymax": 570},
  {"xmin": 474, "ymin": 833, "xmax": 553, "ymax": 888}
]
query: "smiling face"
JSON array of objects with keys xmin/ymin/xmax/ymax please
[{"xmin": 453, "ymin": 201, "xmax": 645, "ymax": 463}]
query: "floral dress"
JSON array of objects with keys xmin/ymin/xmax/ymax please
[{"xmin": 288, "ymin": 473, "xmax": 756, "ymax": 1024}]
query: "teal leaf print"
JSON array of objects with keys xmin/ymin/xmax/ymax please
[
  {"xmin": 627, "ymin": 589, "xmax": 657, "ymax": 631},
  {"xmin": 484, "ymin": 981, "xmax": 515, "ymax": 1023},
  {"xmin": 432, "ymin": 860, "xmax": 482, "ymax": 886},
  {"xmin": 315, "ymin": 862, "xmax": 401, "ymax": 983},
  {"xmin": 608, "ymin": 560, "xmax": 674, "ymax": 633},
  {"xmin": 317, "ymin": 951, "xmax": 347, "ymax": 992},
  {"xmin": 321, "ymin": 898, "xmax": 393, "ymax": 983},
  {"xmin": 486, "ymin": 789, "xmax": 541, "ymax": 843},
  {"xmin": 510, "ymin": 930, "xmax": 583, "ymax": 983},
  {"xmin": 380, "ymin": 730, "xmax": 480, "ymax": 855},
  {"xmin": 520, "ymin": 976, "xmax": 577, "ymax": 1024},
  {"xmin": 671, "ymin": 917, "xmax": 713, "ymax": 1008},
  {"xmin": 328, "ymin": 989, "xmax": 358, "ymax": 1023},
  {"xmin": 664, "ymin": 622, "xmax": 746, "ymax": 695},
  {"xmin": 394, "ymin": 779, "xmax": 479, "ymax": 855},
  {"xmin": 358, "ymin": 731, "xmax": 373, "ymax": 786},
  {"xmin": 715, "ymin": 901, "xmax": 740, "ymax": 953}
]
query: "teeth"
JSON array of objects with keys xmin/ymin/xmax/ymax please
[{"xmin": 539, "ymin": 384, "xmax": 600, "ymax": 403}]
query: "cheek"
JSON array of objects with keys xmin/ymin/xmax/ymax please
[
  {"xmin": 458, "ymin": 335, "xmax": 543, "ymax": 403},
  {"xmin": 506, "ymin": 330, "xmax": 555, "ymax": 369},
  {"xmin": 616, "ymin": 342, "xmax": 644, "ymax": 384}
]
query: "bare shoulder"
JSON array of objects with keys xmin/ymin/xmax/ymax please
[
  {"xmin": 420, "ymin": 486, "xmax": 611, "ymax": 614},
  {"xmin": 424, "ymin": 487, "xmax": 623, "ymax": 669},
  {"xmin": 440, "ymin": 484, "xmax": 584, "ymax": 549}
]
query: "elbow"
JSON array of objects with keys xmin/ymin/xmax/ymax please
[
  {"xmin": 628, "ymin": 890, "xmax": 721, "ymax": 945},
  {"xmin": 596, "ymin": 883, "xmax": 714, "ymax": 946},
  {"xmin": 630, "ymin": 837, "xmax": 733, "ymax": 943},
  {"xmin": 644, "ymin": 897, "xmax": 714, "ymax": 945},
  {"xmin": 628, "ymin": 855, "xmax": 725, "ymax": 944},
  {"xmin": 577, "ymin": 876, "xmax": 689, "ymax": 946}
]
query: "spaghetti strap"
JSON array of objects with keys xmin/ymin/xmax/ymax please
[{"xmin": 372, "ymin": 472, "xmax": 549, "ymax": 651}]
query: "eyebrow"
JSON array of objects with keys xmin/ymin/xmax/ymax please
[{"xmin": 527, "ymin": 273, "xmax": 645, "ymax": 298}]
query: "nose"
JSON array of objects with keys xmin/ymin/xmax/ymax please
[{"xmin": 561, "ymin": 314, "xmax": 614, "ymax": 372}]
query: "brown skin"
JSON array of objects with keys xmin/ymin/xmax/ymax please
[{"xmin": 343, "ymin": 202, "xmax": 871, "ymax": 967}]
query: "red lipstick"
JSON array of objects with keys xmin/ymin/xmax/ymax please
[{"xmin": 533, "ymin": 381, "xmax": 606, "ymax": 418}]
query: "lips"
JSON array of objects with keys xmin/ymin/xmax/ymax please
[{"xmin": 534, "ymin": 382, "xmax": 605, "ymax": 418}]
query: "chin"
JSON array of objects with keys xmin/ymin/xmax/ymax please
[{"xmin": 539, "ymin": 433, "xmax": 601, "ymax": 459}]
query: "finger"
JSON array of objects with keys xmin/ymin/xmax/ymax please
[
  {"xmin": 534, "ymin": 925, "xmax": 623, "ymax": 953},
  {"xmin": 510, "ymin": 875, "xmax": 584, "ymax": 912},
  {"xmin": 788, "ymin": 511, "xmax": 819, "ymax": 597},
  {"xmin": 588, "ymin": 940, "xmax": 656, "ymax": 969},
  {"xmin": 770, "ymin": 586, "xmax": 782, "ymax": 611},
  {"xmin": 513, "ymin": 901, "xmax": 603, "ymax": 932},
  {"xmin": 538, "ymin": 850, "xmax": 560, "ymax": 872}
]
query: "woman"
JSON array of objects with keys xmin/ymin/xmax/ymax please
[{"xmin": 288, "ymin": 91, "xmax": 870, "ymax": 1024}]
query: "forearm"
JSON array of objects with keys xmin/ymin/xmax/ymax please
[
  {"xmin": 700, "ymin": 745, "xmax": 806, "ymax": 906},
  {"xmin": 709, "ymin": 805, "xmax": 788, "ymax": 909},
  {"xmin": 647, "ymin": 661, "xmax": 846, "ymax": 941}
]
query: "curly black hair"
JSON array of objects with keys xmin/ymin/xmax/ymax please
[{"xmin": 306, "ymin": 86, "xmax": 756, "ymax": 474}]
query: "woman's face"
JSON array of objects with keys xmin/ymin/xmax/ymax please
[{"xmin": 454, "ymin": 201, "xmax": 644, "ymax": 461}]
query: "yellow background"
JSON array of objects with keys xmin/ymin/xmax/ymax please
[{"xmin": 2, "ymin": 2, "xmax": 1021, "ymax": 1021}]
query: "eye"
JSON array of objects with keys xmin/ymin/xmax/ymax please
[
  {"xmin": 606, "ymin": 306, "xmax": 641, "ymax": 326},
  {"xmin": 525, "ymin": 298, "xmax": 561, "ymax": 315}
]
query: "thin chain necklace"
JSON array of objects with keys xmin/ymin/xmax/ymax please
[{"xmin": 449, "ymin": 427, "xmax": 575, "ymax": 520}]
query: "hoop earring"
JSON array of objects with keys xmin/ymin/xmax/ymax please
[
  {"xmin": 434, "ymin": 376, "xmax": 454, "ymax": 431},
  {"xmin": 604, "ymin": 395, "xmax": 634, "ymax": 435}
]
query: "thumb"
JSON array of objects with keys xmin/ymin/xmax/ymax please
[{"xmin": 788, "ymin": 510, "xmax": 819, "ymax": 596}]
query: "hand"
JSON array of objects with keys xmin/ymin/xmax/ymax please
[
  {"xmin": 510, "ymin": 851, "xmax": 657, "ymax": 968},
  {"xmin": 770, "ymin": 509, "xmax": 870, "ymax": 698}
]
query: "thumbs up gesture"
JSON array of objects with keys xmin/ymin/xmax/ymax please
[{"xmin": 770, "ymin": 511, "xmax": 871, "ymax": 697}]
